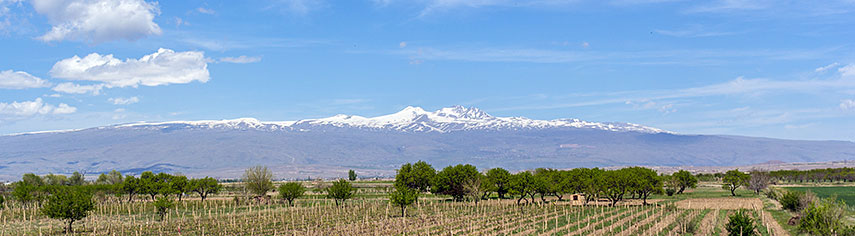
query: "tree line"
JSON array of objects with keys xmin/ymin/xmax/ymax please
[{"xmin": 392, "ymin": 161, "xmax": 702, "ymax": 207}]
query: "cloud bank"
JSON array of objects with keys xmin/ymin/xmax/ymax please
[{"xmin": 31, "ymin": 0, "xmax": 162, "ymax": 43}]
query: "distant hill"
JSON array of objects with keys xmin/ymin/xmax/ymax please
[{"xmin": 2, "ymin": 105, "xmax": 854, "ymax": 181}]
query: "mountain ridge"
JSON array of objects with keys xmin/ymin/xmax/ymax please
[
  {"xmin": 6, "ymin": 105, "xmax": 668, "ymax": 136},
  {"xmin": 2, "ymin": 105, "xmax": 854, "ymax": 181}
]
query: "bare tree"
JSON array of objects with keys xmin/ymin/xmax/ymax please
[
  {"xmin": 747, "ymin": 169, "xmax": 770, "ymax": 194},
  {"xmin": 463, "ymin": 175, "xmax": 486, "ymax": 206},
  {"xmin": 243, "ymin": 166, "xmax": 274, "ymax": 200}
]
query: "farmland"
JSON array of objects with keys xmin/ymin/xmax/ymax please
[
  {"xmin": 1, "ymin": 182, "xmax": 788, "ymax": 235},
  {"xmin": 783, "ymin": 186, "xmax": 855, "ymax": 206}
]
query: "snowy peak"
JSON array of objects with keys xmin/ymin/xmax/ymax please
[
  {"xmin": 87, "ymin": 105, "xmax": 668, "ymax": 134},
  {"xmin": 435, "ymin": 105, "xmax": 492, "ymax": 120}
]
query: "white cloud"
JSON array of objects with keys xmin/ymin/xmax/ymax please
[
  {"xmin": 108, "ymin": 96, "xmax": 139, "ymax": 105},
  {"xmin": 399, "ymin": 41, "xmax": 407, "ymax": 48},
  {"xmin": 840, "ymin": 64, "xmax": 855, "ymax": 78},
  {"xmin": 219, "ymin": 55, "xmax": 261, "ymax": 64},
  {"xmin": 0, "ymin": 70, "xmax": 51, "ymax": 89},
  {"xmin": 815, "ymin": 62, "xmax": 840, "ymax": 72},
  {"xmin": 841, "ymin": 99, "xmax": 855, "ymax": 111},
  {"xmin": 271, "ymin": 0, "xmax": 325, "ymax": 15},
  {"xmin": 0, "ymin": 98, "xmax": 76, "ymax": 117},
  {"xmin": 196, "ymin": 7, "xmax": 215, "ymax": 14},
  {"xmin": 50, "ymin": 48, "xmax": 210, "ymax": 88},
  {"xmin": 31, "ymin": 0, "xmax": 162, "ymax": 43},
  {"xmin": 51, "ymin": 82, "xmax": 104, "ymax": 95}
]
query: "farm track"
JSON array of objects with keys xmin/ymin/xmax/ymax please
[{"xmin": 698, "ymin": 208, "xmax": 719, "ymax": 235}]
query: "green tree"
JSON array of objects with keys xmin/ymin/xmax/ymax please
[
  {"xmin": 12, "ymin": 182, "xmax": 37, "ymax": 204},
  {"xmin": 348, "ymin": 169, "xmax": 357, "ymax": 181},
  {"xmin": 326, "ymin": 179, "xmax": 356, "ymax": 206},
  {"xmin": 722, "ymin": 169, "xmax": 750, "ymax": 196},
  {"xmin": 69, "ymin": 171, "xmax": 85, "ymax": 186},
  {"xmin": 22, "ymin": 173, "xmax": 44, "ymax": 186},
  {"xmin": 389, "ymin": 186, "xmax": 418, "ymax": 217},
  {"xmin": 153, "ymin": 196, "xmax": 173, "ymax": 221},
  {"xmin": 96, "ymin": 170, "xmax": 123, "ymax": 185},
  {"xmin": 725, "ymin": 209, "xmax": 757, "ymax": 236},
  {"xmin": 395, "ymin": 161, "xmax": 436, "ymax": 192},
  {"xmin": 170, "ymin": 175, "xmax": 189, "ymax": 201},
  {"xmin": 580, "ymin": 168, "xmax": 604, "ymax": 205},
  {"xmin": 532, "ymin": 169, "xmax": 555, "ymax": 203},
  {"xmin": 431, "ymin": 164, "xmax": 479, "ymax": 201},
  {"xmin": 672, "ymin": 170, "xmax": 698, "ymax": 194},
  {"xmin": 41, "ymin": 187, "xmax": 95, "ymax": 234},
  {"xmin": 189, "ymin": 177, "xmax": 221, "ymax": 201},
  {"xmin": 509, "ymin": 171, "xmax": 535, "ymax": 205},
  {"xmin": 243, "ymin": 166, "xmax": 274, "ymax": 198},
  {"xmin": 485, "ymin": 168, "xmax": 511, "ymax": 199},
  {"xmin": 278, "ymin": 182, "xmax": 306, "ymax": 206},
  {"xmin": 44, "ymin": 173, "xmax": 69, "ymax": 186},
  {"xmin": 628, "ymin": 167, "xmax": 663, "ymax": 205},
  {"xmin": 122, "ymin": 175, "xmax": 141, "ymax": 202},
  {"xmin": 602, "ymin": 169, "xmax": 632, "ymax": 206}
]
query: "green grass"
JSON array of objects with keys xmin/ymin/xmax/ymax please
[{"xmin": 784, "ymin": 186, "xmax": 855, "ymax": 206}]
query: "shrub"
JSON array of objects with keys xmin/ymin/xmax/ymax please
[
  {"xmin": 799, "ymin": 197, "xmax": 848, "ymax": 235},
  {"xmin": 153, "ymin": 196, "xmax": 173, "ymax": 221},
  {"xmin": 665, "ymin": 188, "xmax": 676, "ymax": 196},
  {"xmin": 780, "ymin": 191, "xmax": 805, "ymax": 212},
  {"xmin": 764, "ymin": 188, "xmax": 779, "ymax": 200},
  {"xmin": 725, "ymin": 209, "xmax": 757, "ymax": 236}
]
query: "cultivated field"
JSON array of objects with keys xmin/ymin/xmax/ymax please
[{"xmin": 1, "ymin": 182, "xmax": 789, "ymax": 236}]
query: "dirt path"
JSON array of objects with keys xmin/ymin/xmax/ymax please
[
  {"xmin": 761, "ymin": 209, "xmax": 789, "ymax": 236},
  {"xmin": 698, "ymin": 208, "xmax": 719, "ymax": 235}
]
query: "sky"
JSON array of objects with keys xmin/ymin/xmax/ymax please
[{"xmin": 0, "ymin": 0, "xmax": 854, "ymax": 141}]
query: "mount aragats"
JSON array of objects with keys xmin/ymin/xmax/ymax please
[{"xmin": 2, "ymin": 105, "xmax": 854, "ymax": 181}]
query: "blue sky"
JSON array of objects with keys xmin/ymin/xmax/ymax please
[{"xmin": 1, "ymin": 0, "xmax": 854, "ymax": 141}]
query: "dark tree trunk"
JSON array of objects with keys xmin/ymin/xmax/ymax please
[{"xmin": 67, "ymin": 219, "xmax": 74, "ymax": 234}]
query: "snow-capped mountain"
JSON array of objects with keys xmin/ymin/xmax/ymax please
[
  {"xmin": 107, "ymin": 105, "xmax": 667, "ymax": 134},
  {"xmin": 2, "ymin": 105, "xmax": 854, "ymax": 181}
]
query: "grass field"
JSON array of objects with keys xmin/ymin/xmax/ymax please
[
  {"xmin": 0, "ymin": 183, "xmax": 788, "ymax": 235},
  {"xmin": 784, "ymin": 186, "xmax": 855, "ymax": 206}
]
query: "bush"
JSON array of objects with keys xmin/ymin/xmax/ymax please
[
  {"xmin": 725, "ymin": 209, "xmax": 757, "ymax": 236},
  {"xmin": 764, "ymin": 188, "xmax": 779, "ymax": 200},
  {"xmin": 780, "ymin": 191, "xmax": 805, "ymax": 212},
  {"xmin": 799, "ymin": 197, "xmax": 848, "ymax": 235},
  {"xmin": 665, "ymin": 188, "xmax": 676, "ymax": 196}
]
